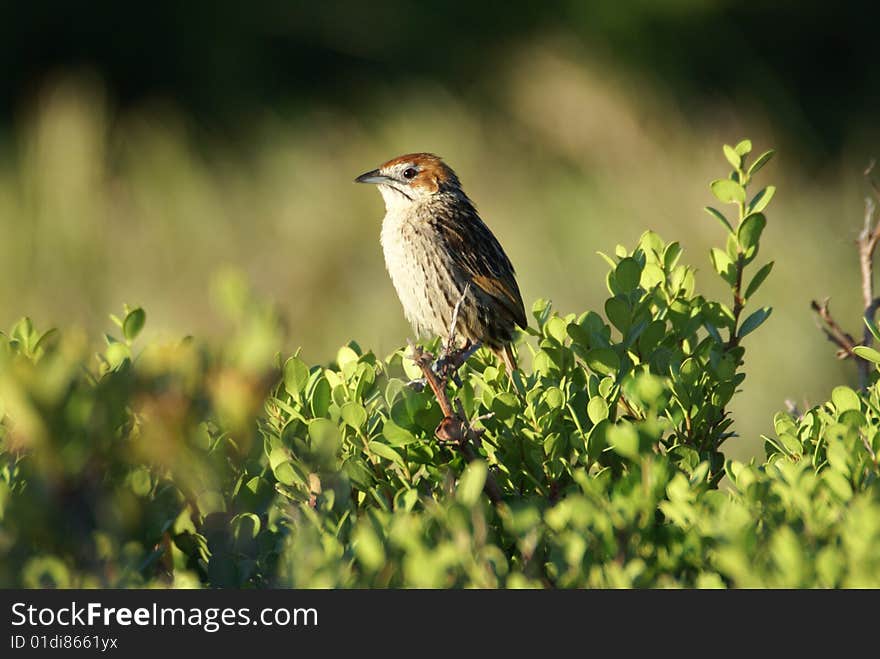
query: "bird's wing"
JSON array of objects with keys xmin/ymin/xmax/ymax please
[{"xmin": 434, "ymin": 204, "xmax": 527, "ymax": 329}]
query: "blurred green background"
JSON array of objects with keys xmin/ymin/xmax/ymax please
[{"xmin": 1, "ymin": 1, "xmax": 878, "ymax": 460}]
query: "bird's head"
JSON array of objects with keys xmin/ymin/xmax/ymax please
[{"xmin": 355, "ymin": 153, "xmax": 461, "ymax": 210}]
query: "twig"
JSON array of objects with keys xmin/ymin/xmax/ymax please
[
  {"xmin": 409, "ymin": 342, "xmax": 502, "ymax": 505},
  {"xmin": 407, "ymin": 285, "xmax": 503, "ymax": 506},
  {"xmin": 811, "ymin": 298, "xmax": 857, "ymax": 360},
  {"xmin": 811, "ymin": 182, "xmax": 880, "ymax": 389},
  {"xmin": 726, "ymin": 254, "xmax": 745, "ymax": 351},
  {"xmin": 866, "ymin": 160, "xmax": 880, "ymax": 205},
  {"xmin": 859, "ymin": 197, "xmax": 880, "ymax": 310}
]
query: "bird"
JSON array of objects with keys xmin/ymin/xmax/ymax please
[{"xmin": 355, "ymin": 153, "xmax": 526, "ymax": 372}]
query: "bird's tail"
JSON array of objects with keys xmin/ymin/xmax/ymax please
[{"xmin": 497, "ymin": 344, "xmax": 518, "ymax": 374}]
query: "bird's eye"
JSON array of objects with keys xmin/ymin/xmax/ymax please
[{"xmin": 402, "ymin": 167, "xmax": 417, "ymax": 180}]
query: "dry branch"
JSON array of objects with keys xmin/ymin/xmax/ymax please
[
  {"xmin": 407, "ymin": 284, "xmax": 502, "ymax": 505},
  {"xmin": 811, "ymin": 164, "xmax": 880, "ymax": 389}
]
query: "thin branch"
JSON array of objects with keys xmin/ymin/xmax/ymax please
[
  {"xmin": 726, "ymin": 254, "xmax": 745, "ymax": 351},
  {"xmin": 407, "ymin": 285, "xmax": 503, "ymax": 506},
  {"xmin": 811, "ymin": 298, "xmax": 857, "ymax": 359},
  {"xmin": 811, "ymin": 171, "xmax": 880, "ymax": 389},
  {"xmin": 865, "ymin": 159, "xmax": 880, "ymax": 205},
  {"xmin": 858, "ymin": 196, "xmax": 879, "ymax": 313}
]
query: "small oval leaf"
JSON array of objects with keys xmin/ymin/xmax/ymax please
[
  {"xmin": 710, "ymin": 179, "xmax": 746, "ymax": 205},
  {"xmin": 123, "ymin": 308, "xmax": 146, "ymax": 342},
  {"xmin": 853, "ymin": 345, "xmax": 880, "ymax": 364},
  {"xmin": 738, "ymin": 307, "xmax": 772, "ymax": 338},
  {"xmin": 744, "ymin": 261, "xmax": 774, "ymax": 300},
  {"xmin": 747, "ymin": 149, "xmax": 775, "ymax": 177}
]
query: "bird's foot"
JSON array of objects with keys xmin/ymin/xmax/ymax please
[
  {"xmin": 434, "ymin": 339, "xmax": 481, "ymax": 385},
  {"xmin": 405, "ymin": 377, "xmax": 427, "ymax": 391}
]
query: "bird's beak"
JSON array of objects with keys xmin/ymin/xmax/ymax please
[{"xmin": 355, "ymin": 169, "xmax": 392, "ymax": 185}]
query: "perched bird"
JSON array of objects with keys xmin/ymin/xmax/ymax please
[{"xmin": 355, "ymin": 153, "xmax": 526, "ymax": 371}]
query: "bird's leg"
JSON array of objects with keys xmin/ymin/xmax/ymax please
[
  {"xmin": 441, "ymin": 283, "xmax": 470, "ymax": 355},
  {"xmin": 434, "ymin": 339, "xmax": 482, "ymax": 387},
  {"xmin": 405, "ymin": 376, "xmax": 427, "ymax": 391},
  {"xmin": 434, "ymin": 283, "xmax": 476, "ymax": 383}
]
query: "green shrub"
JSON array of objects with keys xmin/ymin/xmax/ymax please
[{"xmin": 1, "ymin": 140, "xmax": 879, "ymax": 588}]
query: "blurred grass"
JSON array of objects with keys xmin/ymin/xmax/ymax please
[{"xmin": 0, "ymin": 40, "xmax": 866, "ymax": 461}]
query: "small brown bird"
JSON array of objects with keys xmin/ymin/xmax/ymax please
[{"xmin": 355, "ymin": 153, "xmax": 526, "ymax": 371}]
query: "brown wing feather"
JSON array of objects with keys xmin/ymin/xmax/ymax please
[{"xmin": 434, "ymin": 200, "xmax": 527, "ymax": 330}]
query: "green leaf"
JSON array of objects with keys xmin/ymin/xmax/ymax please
[
  {"xmin": 33, "ymin": 328, "xmax": 58, "ymax": 354},
  {"xmin": 710, "ymin": 179, "xmax": 746, "ymax": 205},
  {"xmin": 129, "ymin": 467, "xmax": 152, "ymax": 497},
  {"xmin": 543, "ymin": 386, "xmax": 565, "ymax": 409},
  {"xmin": 663, "ymin": 242, "xmax": 683, "ymax": 271},
  {"xmin": 123, "ymin": 307, "xmax": 146, "ymax": 342},
  {"xmin": 531, "ymin": 298, "xmax": 552, "ymax": 327},
  {"xmin": 864, "ymin": 316, "xmax": 880, "ymax": 343},
  {"xmin": 283, "ymin": 357, "xmax": 310, "ymax": 397},
  {"xmin": 585, "ymin": 348, "xmax": 620, "ymax": 377},
  {"xmin": 492, "ymin": 392, "xmax": 520, "ymax": 419},
  {"xmin": 831, "ymin": 386, "xmax": 861, "ymax": 412},
  {"xmin": 615, "ymin": 257, "xmax": 642, "ymax": 292},
  {"xmin": 638, "ymin": 320, "xmax": 666, "ymax": 355},
  {"xmin": 710, "ymin": 247, "xmax": 735, "ymax": 285},
  {"xmin": 382, "ymin": 418, "xmax": 418, "ymax": 446},
  {"xmin": 233, "ymin": 513, "xmax": 261, "ymax": 540},
  {"xmin": 268, "ymin": 447, "xmax": 291, "ymax": 470},
  {"xmin": 308, "ymin": 418, "xmax": 338, "ymax": 447},
  {"xmin": 738, "ymin": 307, "xmax": 772, "ymax": 338},
  {"xmin": 608, "ymin": 423, "xmax": 640, "ymax": 460},
  {"xmin": 824, "ymin": 470, "xmax": 853, "ymax": 501},
  {"xmin": 679, "ymin": 357, "xmax": 701, "ymax": 386},
  {"xmin": 273, "ymin": 462, "xmax": 301, "ymax": 487},
  {"xmin": 587, "ymin": 396, "xmax": 609, "ymax": 424},
  {"xmin": 737, "ymin": 213, "xmax": 766, "ymax": 258},
  {"xmin": 105, "ymin": 342, "xmax": 131, "ymax": 368},
  {"xmin": 595, "ymin": 251, "xmax": 617, "ymax": 270},
  {"xmin": 605, "ymin": 297, "xmax": 630, "ymax": 333},
  {"xmin": 456, "ymin": 460, "xmax": 487, "ymax": 506},
  {"xmin": 336, "ymin": 345, "xmax": 359, "ymax": 371},
  {"xmin": 340, "ymin": 401, "xmax": 367, "ymax": 429},
  {"xmin": 853, "ymin": 345, "xmax": 880, "ymax": 364},
  {"xmin": 368, "ymin": 441, "xmax": 405, "ymax": 467},
  {"xmin": 310, "ymin": 377, "xmax": 332, "ymax": 417},
  {"xmin": 353, "ymin": 522, "xmax": 386, "ymax": 571},
  {"xmin": 545, "ymin": 316, "xmax": 568, "ymax": 344},
  {"xmin": 722, "ymin": 144, "xmax": 741, "ymax": 170},
  {"xmin": 401, "ymin": 351, "xmax": 423, "ymax": 381},
  {"xmin": 747, "ymin": 150, "xmax": 775, "ymax": 177},
  {"xmin": 734, "ymin": 139, "xmax": 752, "ymax": 156},
  {"xmin": 704, "ymin": 207, "xmax": 734, "ymax": 234},
  {"xmin": 744, "ymin": 261, "xmax": 774, "ymax": 299},
  {"xmin": 747, "ymin": 186, "xmax": 776, "ymax": 214}
]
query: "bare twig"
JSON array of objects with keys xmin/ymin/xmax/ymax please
[
  {"xmin": 407, "ymin": 285, "xmax": 502, "ymax": 506},
  {"xmin": 859, "ymin": 196, "xmax": 880, "ymax": 313},
  {"xmin": 811, "ymin": 298, "xmax": 857, "ymax": 359},
  {"xmin": 866, "ymin": 160, "xmax": 880, "ymax": 205},
  {"xmin": 811, "ymin": 170, "xmax": 880, "ymax": 389},
  {"xmin": 409, "ymin": 342, "xmax": 502, "ymax": 505}
]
